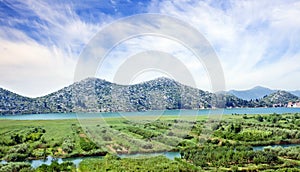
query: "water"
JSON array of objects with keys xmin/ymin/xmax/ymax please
[
  {"xmin": 3, "ymin": 144, "xmax": 300, "ymax": 168},
  {"xmin": 118, "ymin": 151, "xmax": 180, "ymax": 160},
  {"xmin": 253, "ymin": 144, "xmax": 300, "ymax": 151},
  {"xmin": 29, "ymin": 156, "xmax": 103, "ymax": 168},
  {"xmin": 1, "ymin": 107, "xmax": 300, "ymax": 120},
  {"xmin": 0, "ymin": 152, "xmax": 181, "ymax": 169},
  {"xmin": 1, "ymin": 108, "xmax": 299, "ymax": 168}
]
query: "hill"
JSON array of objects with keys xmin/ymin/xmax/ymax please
[
  {"xmin": 0, "ymin": 77, "xmax": 247, "ymax": 114},
  {"xmin": 246, "ymin": 90, "xmax": 300, "ymax": 108},
  {"xmin": 0, "ymin": 88, "xmax": 40, "ymax": 114},
  {"xmin": 290, "ymin": 90, "xmax": 300, "ymax": 97},
  {"xmin": 0, "ymin": 78, "xmax": 299, "ymax": 115},
  {"xmin": 228, "ymin": 86, "xmax": 275, "ymax": 100},
  {"xmin": 260, "ymin": 90, "xmax": 300, "ymax": 105}
]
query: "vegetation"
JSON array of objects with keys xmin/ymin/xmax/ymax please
[
  {"xmin": 0, "ymin": 119, "xmax": 106, "ymax": 162},
  {"xmin": 35, "ymin": 161, "xmax": 76, "ymax": 172},
  {"xmin": 1, "ymin": 78, "xmax": 299, "ymax": 115},
  {"xmin": 78, "ymin": 154, "xmax": 198, "ymax": 171},
  {"xmin": 0, "ymin": 113, "xmax": 300, "ymax": 171}
]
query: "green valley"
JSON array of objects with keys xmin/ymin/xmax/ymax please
[{"xmin": 0, "ymin": 113, "xmax": 299, "ymax": 171}]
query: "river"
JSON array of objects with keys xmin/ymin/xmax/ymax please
[
  {"xmin": 1, "ymin": 152, "xmax": 181, "ymax": 168},
  {"xmin": 1, "ymin": 107, "xmax": 300, "ymax": 120},
  {"xmin": 1, "ymin": 144, "xmax": 300, "ymax": 168},
  {"xmin": 252, "ymin": 143, "xmax": 300, "ymax": 151}
]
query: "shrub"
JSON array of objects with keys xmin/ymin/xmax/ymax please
[
  {"xmin": 0, "ymin": 162, "xmax": 32, "ymax": 172},
  {"xmin": 80, "ymin": 138, "xmax": 97, "ymax": 151}
]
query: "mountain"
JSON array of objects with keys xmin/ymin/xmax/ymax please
[
  {"xmin": 290, "ymin": 90, "xmax": 300, "ymax": 97},
  {"xmin": 259, "ymin": 91, "xmax": 300, "ymax": 107},
  {"xmin": 36, "ymin": 77, "xmax": 248, "ymax": 113},
  {"xmin": 228, "ymin": 86, "xmax": 276, "ymax": 100},
  {"xmin": 0, "ymin": 77, "xmax": 248, "ymax": 115},
  {"xmin": 0, "ymin": 88, "xmax": 40, "ymax": 114},
  {"xmin": 0, "ymin": 78, "xmax": 299, "ymax": 115}
]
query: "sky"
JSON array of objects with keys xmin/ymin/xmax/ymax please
[{"xmin": 1, "ymin": 0, "xmax": 300, "ymax": 97}]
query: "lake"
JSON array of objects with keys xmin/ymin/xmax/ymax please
[{"xmin": 0, "ymin": 107, "xmax": 300, "ymax": 120}]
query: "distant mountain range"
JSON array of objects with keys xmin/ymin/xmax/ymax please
[
  {"xmin": 228, "ymin": 86, "xmax": 300, "ymax": 100},
  {"xmin": 290, "ymin": 90, "xmax": 300, "ymax": 97},
  {"xmin": 0, "ymin": 78, "xmax": 299, "ymax": 115}
]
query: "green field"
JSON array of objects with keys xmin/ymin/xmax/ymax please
[{"xmin": 0, "ymin": 113, "xmax": 300, "ymax": 171}]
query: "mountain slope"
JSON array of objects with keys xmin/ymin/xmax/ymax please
[
  {"xmin": 260, "ymin": 91, "xmax": 300, "ymax": 106},
  {"xmin": 228, "ymin": 86, "xmax": 276, "ymax": 100},
  {"xmin": 37, "ymin": 77, "xmax": 245, "ymax": 113},
  {"xmin": 0, "ymin": 88, "xmax": 42, "ymax": 114},
  {"xmin": 290, "ymin": 90, "xmax": 300, "ymax": 97},
  {"xmin": 0, "ymin": 77, "xmax": 247, "ymax": 114},
  {"xmin": 0, "ymin": 78, "xmax": 298, "ymax": 115}
]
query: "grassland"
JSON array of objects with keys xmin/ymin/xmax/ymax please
[{"xmin": 0, "ymin": 113, "xmax": 300, "ymax": 171}]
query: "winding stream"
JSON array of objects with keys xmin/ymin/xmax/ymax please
[
  {"xmin": 1, "ymin": 152, "xmax": 181, "ymax": 168},
  {"xmin": 252, "ymin": 143, "xmax": 300, "ymax": 151},
  {"xmin": 2, "ymin": 144, "xmax": 300, "ymax": 169}
]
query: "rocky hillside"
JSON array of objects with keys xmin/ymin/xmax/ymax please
[
  {"xmin": 36, "ymin": 77, "xmax": 248, "ymax": 113},
  {"xmin": 0, "ymin": 88, "xmax": 44, "ymax": 114},
  {"xmin": 260, "ymin": 91, "xmax": 300, "ymax": 105},
  {"xmin": 0, "ymin": 78, "xmax": 298, "ymax": 115},
  {"xmin": 228, "ymin": 86, "xmax": 300, "ymax": 100}
]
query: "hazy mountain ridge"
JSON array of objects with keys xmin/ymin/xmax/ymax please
[
  {"xmin": 244, "ymin": 90, "xmax": 300, "ymax": 108},
  {"xmin": 290, "ymin": 90, "xmax": 300, "ymax": 97},
  {"xmin": 0, "ymin": 78, "xmax": 299, "ymax": 115},
  {"xmin": 228, "ymin": 86, "xmax": 276, "ymax": 100},
  {"xmin": 228, "ymin": 86, "xmax": 300, "ymax": 100}
]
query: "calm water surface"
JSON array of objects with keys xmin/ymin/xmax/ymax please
[
  {"xmin": 1, "ymin": 152, "xmax": 181, "ymax": 168},
  {"xmin": 252, "ymin": 144, "xmax": 300, "ymax": 151},
  {"xmin": 1, "ymin": 108, "xmax": 300, "ymax": 120}
]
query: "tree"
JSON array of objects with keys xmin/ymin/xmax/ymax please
[{"xmin": 256, "ymin": 115, "xmax": 264, "ymax": 122}]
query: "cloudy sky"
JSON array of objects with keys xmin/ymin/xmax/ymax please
[{"xmin": 1, "ymin": 0, "xmax": 300, "ymax": 97}]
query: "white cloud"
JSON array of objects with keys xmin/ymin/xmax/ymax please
[
  {"xmin": 95, "ymin": 36, "xmax": 210, "ymax": 89},
  {"xmin": 1, "ymin": 0, "xmax": 300, "ymax": 97},
  {"xmin": 147, "ymin": 0, "xmax": 300, "ymax": 91},
  {"xmin": 0, "ymin": 1, "xmax": 110, "ymax": 97},
  {"xmin": 0, "ymin": 28, "xmax": 76, "ymax": 97}
]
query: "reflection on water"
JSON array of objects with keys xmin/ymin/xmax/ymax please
[
  {"xmin": 29, "ymin": 156, "xmax": 103, "ymax": 168},
  {"xmin": 1, "ymin": 152, "xmax": 181, "ymax": 169},
  {"xmin": 118, "ymin": 151, "xmax": 180, "ymax": 160},
  {"xmin": 253, "ymin": 144, "xmax": 300, "ymax": 151}
]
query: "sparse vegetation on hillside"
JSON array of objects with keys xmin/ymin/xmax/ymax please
[{"xmin": 1, "ymin": 78, "xmax": 299, "ymax": 115}]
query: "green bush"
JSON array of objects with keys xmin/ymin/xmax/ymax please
[
  {"xmin": 35, "ymin": 161, "xmax": 75, "ymax": 172},
  {"xmin": 61, "ymin": 136, "xmax": 75, "ymax": 153},
  {"xmin": 0, "ymin": 162, "xmax": 32, "ymax": 172},
  {"xmin": 4, "ymin": 153, "xmax": 28, "ymax": 161},
  {"xmin": 78, "ymin": 154, "xmax": 199, "ymax": 171},
  {"xmin": 80, "ymin": 138, "xmax": 97, "ymax": 151}
]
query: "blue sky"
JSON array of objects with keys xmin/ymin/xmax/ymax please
[{"xmin": 1, "ymin": 0, "xmax": 300, "ymax": 97}]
